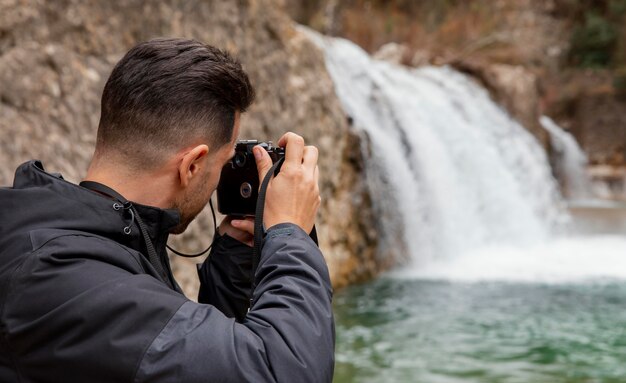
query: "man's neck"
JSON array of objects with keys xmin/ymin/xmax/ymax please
[{"xmin": 83, "ymin": 161, "xmax": 176, "ymax": 209}]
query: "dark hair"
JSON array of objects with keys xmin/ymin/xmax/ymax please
[{"xmin": 96, "ymin": 38, "xmax": 255, "ymax": 167}]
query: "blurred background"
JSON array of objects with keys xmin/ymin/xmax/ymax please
[{"xmin": 2, "ymin": 0, "xmax": 626, "ymax": 382}]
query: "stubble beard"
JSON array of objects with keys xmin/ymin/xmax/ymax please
[
  {"xmin": 170, "ymin": 207, "xmax": 200, "ymax": 235},
  {"xmin": 170, "ymin": 176, "xmax": 212, "ymax": 235}
]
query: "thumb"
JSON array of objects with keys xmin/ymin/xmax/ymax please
[{"xmin": 253, "ymin": 146, "xmax": 273, "ymax": 182}]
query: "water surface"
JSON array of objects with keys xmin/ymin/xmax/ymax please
[{"xmin": 334, "ymin": 279, "xmax": 626, "ymax": 383}]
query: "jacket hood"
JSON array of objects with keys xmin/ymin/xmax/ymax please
[{"xmin": 0, "ymin": 160, "xmax": 180, "ymax": 255}]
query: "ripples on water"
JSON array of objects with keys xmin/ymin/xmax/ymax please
[{"xmin": 334, "ymin": 279, "xmax": 626, "ymax": 383}]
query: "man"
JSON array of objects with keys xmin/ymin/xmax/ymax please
[{"xmin": 0, "ymin": 38, "xmax": 334, "ymax": 382}]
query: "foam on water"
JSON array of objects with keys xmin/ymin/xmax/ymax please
[{"xmin": 390, "ymin": 235, "xmax": 626, "ymax": 283}]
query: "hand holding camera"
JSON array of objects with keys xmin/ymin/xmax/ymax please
[
  {"xmin": 256, "ymin": 132, "xmax": 320, "ymax": 233},
  {"xmin": 219, "ymin": 216, "xmax": 255, "ymax": 247},
  {"xmin": 218, "ymin": 132, "xmax": 320, "ymax": 235}
]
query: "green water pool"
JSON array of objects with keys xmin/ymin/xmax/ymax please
[{"xmin": 333, "ymin": 279, "xmax": 626, "ymax": 383}]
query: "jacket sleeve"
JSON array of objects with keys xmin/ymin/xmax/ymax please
[
  {"xmin": 197, "ymin": 232, "xmax": 253, "ymax": 321},
  {"xmin": 135, "ymin": 223, "xmax": 335, "ymax": 383}
]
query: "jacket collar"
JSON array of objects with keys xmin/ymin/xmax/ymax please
[{"xmin": 13, "ymin": 160, "xmax": 181, "ymax": 251}]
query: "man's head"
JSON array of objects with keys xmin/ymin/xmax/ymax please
[{"xmin": 91, "ymin": 38, "xmax": 255, "ymax": 233}]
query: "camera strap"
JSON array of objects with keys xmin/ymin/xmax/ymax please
[
  {"xmin": 251, "ymin": 157, "xmax": 319, "ymax": 289},
  {"xmin": 165, "ymin": 199, "xmax": 216, "ymax": 258}
]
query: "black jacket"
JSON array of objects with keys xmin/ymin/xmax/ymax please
[{"xmin": 0, "ymin": 161, "xmax": 334, "ymax": 382}]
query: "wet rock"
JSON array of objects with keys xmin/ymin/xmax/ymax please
[{"xmin": 373, "ymin": 42, "xmax": 409, "ymax": 65}]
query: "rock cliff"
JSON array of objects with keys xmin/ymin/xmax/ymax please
[{"xmin": 0, "ymin": 0, "xmax": 385, "ymax": 295}]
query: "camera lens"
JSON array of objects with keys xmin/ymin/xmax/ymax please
[
  {"xmin": 234, "ymin": 152, "xmax": 247, "ymax": 168},
  {"xmin": 240, "ymin": 182, "xmax": 253, "ymax": 199}
]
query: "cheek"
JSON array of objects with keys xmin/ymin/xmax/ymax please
[
  {"xmin": 211, "ymin": 160, "xmax": 228, "ymax": 188},
  {"xmin": 205, "ymin": 167, "xmax": 222, "ymax": 195},
  {"xmin": 212, "ymin": 169, "xmax": 222, "ymax": 188}
]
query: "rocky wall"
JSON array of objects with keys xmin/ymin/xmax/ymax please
[{"xmin": 0, "ymin": 0, "xmax": 386, "ymax": 296}]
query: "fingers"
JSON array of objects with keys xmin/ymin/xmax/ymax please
[
  {"xmin": 277, "ymin": 131, "xmax": 295, "ymax": 148},
  {"xmin": 278, "ymin": 132, "xmax": 304, "ymax": 167},
  {"xmin": 278, "ymin": 132, "xmax": 318, "ymax": 175},
  {"xmin": 262, "ymin": 133, "xmax": 322, "ymax": 233},
  {"xmin": 231, "ymin": 217, "xmax": 255, "ymax": 236},
  {"xmin": 218, "ymin": 216, "xmax": 254, "ymax": 246},
  {"xmin": 253, "ymin": 145, "xmax": 273, "ymax": 182},
  {"xmin": 314, "ymin": 165, "xmax": 321, "ymax": 207},
  {"xmin": 302, "ymin": 146, "xmax": 318, "ymax": 174}
]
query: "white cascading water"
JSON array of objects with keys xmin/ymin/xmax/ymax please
[
  {"xmin": 305, "ymin": 28, "xmax": 626, "ymax": 283},
  {"xmin": 540, "ymin": 115, "xmax": 593, "ymax": 200}
]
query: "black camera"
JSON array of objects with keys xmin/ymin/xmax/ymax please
[{"xmin": 217, "ymin": 140, "xmax": 285, "ymax": 216}]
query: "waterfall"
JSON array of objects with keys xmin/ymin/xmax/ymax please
[
  {"xmin": 305, "ymin": 28, "xmax": 566, "ymax": 268},
  {"xmin": 540, "ymin": 116, "xmax": 593, "ymax": 200}
]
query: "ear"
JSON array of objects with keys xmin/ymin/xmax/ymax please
[{"xmin": 178, "ymin": 144, "xmax": 210, "ymax": 188}]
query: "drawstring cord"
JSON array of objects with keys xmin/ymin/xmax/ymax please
[
  {"xmin": 80, "ymin": 181, "xmax": 174, "ymax": 289},
  {"xmin": 113, "ymin": 202, "xmax": 135, "ymax": 235}
]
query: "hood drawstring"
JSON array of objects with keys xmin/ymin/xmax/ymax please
[
  {"xmin": 113, "ymin": 202, "xmax": 135, "ymax": 235},
  {"xmin": 80, "ymin": 181, "xmax": 174, "ymax": 290}
]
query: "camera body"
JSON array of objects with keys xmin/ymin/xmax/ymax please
[{"xmin": 217, "ymin": 140, "xmax": 285, "ymax": 216}]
